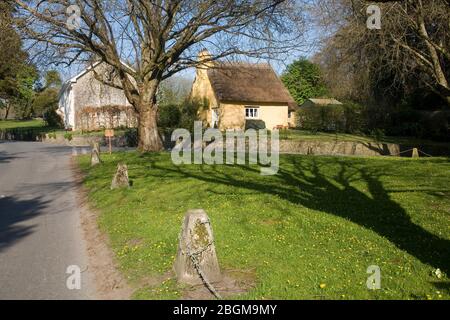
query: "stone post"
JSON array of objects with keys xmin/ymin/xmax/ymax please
[
  {"xmin": 111, "ymin": 163, "xmax": 130, "ymax": 189},
  {"xmin": 412, "ymin": 148, "xmax": 420, "ymax": 158},
  {"xmin": 174, "ymin": 209, "xmax": 222, "ymax": 285},
  {"xmin": 91, "ymin": 142, "xmax": 102, "ymax": 167}
]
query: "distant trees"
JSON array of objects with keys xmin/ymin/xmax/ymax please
[
  {"xmin": 314, "ymin": 0, "xmax": 450, "ymax": 108},
  {"xmin": 0, "ymin": 2, "xmax": 62, "ymax": 124},
  {"xmin": 281, "ymin": 58, "xmax": 328, "ymax": 105},
  {"xmin": 0, "ymin": 0, "xmax": 37, "ymax": 119},
  {"xmin": 311, "ymin": 0, "xmax": 450, "ymax": 140},
  {"xmin": 33, "ymin": 71, "xmax": 63, "ymax": 127}
]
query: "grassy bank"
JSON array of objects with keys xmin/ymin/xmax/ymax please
[
  {"xmin": 78, "ymin": 152, "xmax": 450, "ymax": 300},
  {"xmin": 0, "ymin": 119, "xmax": 46, "ymax": 129}
]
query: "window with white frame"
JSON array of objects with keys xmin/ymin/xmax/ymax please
[{"xmin": 245, "ymin": 107, "xmax": 259, "ymax": 119}]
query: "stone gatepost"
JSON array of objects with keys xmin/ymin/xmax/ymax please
[
  {"xmin": 174, "ymin": 209, "xmax": 222, "ymax": 285},
  {"xmin": 91, "ymin": 142, "xmax": 102, "ymax": 166},
  {"xmin": 111, "ymin": 163, "xmax": 130, "ymax": 189}
]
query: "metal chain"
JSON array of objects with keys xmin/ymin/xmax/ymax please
[
  {"xmin": 389, "ymin": 148, "xmax": 434, "ymax": 157},
  {"xmin": 187, "ymin": 250, "xmax": 223, "ymax": 300},
  {"xmin": 179, "ymin": 220, "xmax": 223, "ymax": 300}
]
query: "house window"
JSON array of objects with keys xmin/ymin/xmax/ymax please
[{"xmin": 245, "ymin": 107, "xmax": 259, "ymax": 119}]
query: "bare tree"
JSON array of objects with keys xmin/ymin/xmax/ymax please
[
  {"xmin": 14, "ymin": 0, "xmax": 308, "ymax": 151},
  {"xmin": 314, "ymin": 0, "xmax": 450, "ymax": 107}
]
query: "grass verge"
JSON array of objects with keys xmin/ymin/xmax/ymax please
[{"xmin": 78, "ymin": 152, "xmax": 450, "ymax": 300}]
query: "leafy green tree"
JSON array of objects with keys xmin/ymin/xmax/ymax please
[
  {"xmin": 0, "ymin": 1, "xmax": 37, "ymax": 119},
  {"xmin": 33, "ymin": 70, "xmax": 63, "ymax": 127},
  {"xmin": 281, "ymin": 58, "xmax": 328, "ymax": 105},
  {"xmin": 33, "ymin": 71, "xmax": 61, "ymax": 116},
  {"xmin": 14, "ymin": 65, "xmax": 38, "ymax": 119}
]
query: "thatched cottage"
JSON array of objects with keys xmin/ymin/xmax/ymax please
[
  {"xmin": 191, "ymin": 50, "xmax": 298, "ymax": 131},
  {"xmin": 58, "ymin": 62, "xmax": 136, "ymax": 131}
]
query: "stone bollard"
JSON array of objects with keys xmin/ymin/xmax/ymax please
[
  {"xmin": 92, "ymin": 142, "xmax": 101, "ymax": 153},
  {"xmin": 174, "ymin": 209, "xmax": 222, "ymax": 285},
  {"xmin": 412, "ymin": 148, "xmax": 420, "ymax": 158},
  {"xmin": 91, "ymin": 142, "xmax": 102, "ymax": 166},
  {"xmin": 111, "ymin": 163, "xmax": 130, "ymax": 189}
]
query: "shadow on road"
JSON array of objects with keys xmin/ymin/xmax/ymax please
[
  {"xmin": 0, "ymin": 196, "xmax": 50, "ymax": 253},
  {"xmin": 0, "ymin": 151, "xmax": 22, "ymax": 164}
]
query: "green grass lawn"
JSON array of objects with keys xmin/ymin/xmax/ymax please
[
  {"xmin": 0, "ymin": 119, "xmax": 46, "ymax": 129},
  {"xmin": 0, "ymin": 119, "xmax": 129, "ymax": 139},
  {"xmin": 280, "ymin": 129, "xmax": 450, "ymax": 147},
  {"xmin": 78, "ymin": 152, "xmax": 450, "ymax": 300}
]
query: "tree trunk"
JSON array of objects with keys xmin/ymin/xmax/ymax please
[
  {"xmin": 4, "ymin": 103, "xmax": 11, "ymax": 119},
  {"xmin": 137, "ymin": 80, "xmax": 164, "ymax": 152},
  {"xmin": 138, "ymin": 106, "xmax": 163, "ymax": 152},
  {"xmin": 417, "ymin": 13, "xmax": 450, "ymax": 108}
]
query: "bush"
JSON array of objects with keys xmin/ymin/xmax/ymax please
[
  {"xmin": 124, "ymin": 128, "xmax": 138, "ymax": 147},
  {"xmin": 370, "ymin": 128, "xmax": 385, "ymax": 141},
  {"xmin": 384, "ymin": 109, "xmax": 449, "ymax": 141},
  {"xmin": 297, "ymin": 105, "xmax": 345, "ymax": 132},
  {"xmin": 158, "ymin": 104, "xmax": 181, "ymax": 129},
  {"xmin": 179, "ymin": 98, "xmax": 208, "ymax": 132},
  {"xmin": 297, "ymin": 102, "xmax": 368, "ymax": 134},
  {"xmin": 245, "ymin": 119, "xmax": 266, "ymax": 130},
  {"xmin": 64, "ymin": 132, "xmax": 73, "ymax": 141},
  {"xmin": 44, "ymin": 109, "xmax": 64, "ymax": 128},
  {"xmin": 342, "ymin": 102, "xmax": 366, "ymax": 133}
]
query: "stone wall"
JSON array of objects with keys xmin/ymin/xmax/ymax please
[{"xmin": 279, "ymin": 140, "xmax": 450, "ymax": 157}]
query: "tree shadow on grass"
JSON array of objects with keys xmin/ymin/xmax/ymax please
[{"xmin": 147, "ymin": 155, "xmax": 450, "ymax": 275}]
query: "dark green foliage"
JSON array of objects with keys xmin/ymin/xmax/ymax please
[
  {"xmin": 63, "ymin": 132, "xmax": 73, "ymax": 141},
  {"xmin": 297, "ymin": 102, "xmax": 369, "ymax": 134},
  {"xmin": 281, "ymin": 58, "xmax": 328, "ymax": 106},
  {"xmin": 124, "ymin": 128, "xmax": 138, "ymax": 147},
  {"xmin": 298, "ymin": 105, "xmax": 345, "ymax": 133},
  {"xmin": 386, "ymin": 109, "xmax": 449, "ymax": 141},
  {"xmin": 33, "ymin": 70, "xmax": 63, "ymax": 126},
  {"xmin": 179, "ymin": 98, "xmax": 208, "ymax": 132},
  {"xmin": 158, "ymin": 104, "xmax": 181, "ymax": 129},
  {"xmin": 44, "ymin": 109, "xmax": 64, "ymax": 128},
  {"xmin": 0, "ymin": 3, "xmax": 38, "ymax": 119},
  {"xmin": 342, "ymin": 102, "xmax": 366, "ymax": 134},
  {"xmin": 245, "ymin": 119, "xmax": 266, "ymax": 130},
  {"xmin": 33, "ymin": 88, "xmax": 59, "ymax": 115}
]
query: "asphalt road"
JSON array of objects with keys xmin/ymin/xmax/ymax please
[{"xmin": 0, "ymin": 141, "xmax": 96, "ymax": 300}]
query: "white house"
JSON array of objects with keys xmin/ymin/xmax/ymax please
[{"xmin": 58, "ymin": 62, "xmax": 136, "ymax": 131}]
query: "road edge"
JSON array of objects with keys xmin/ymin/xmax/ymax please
[{"xmin": 71, "ymin": 156, "xmax": 133, "ymax": 300}]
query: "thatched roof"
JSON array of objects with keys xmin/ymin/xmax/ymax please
[{"xmin": 207, "ymin": 62, "xmax": 297, "ymax": 110}]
